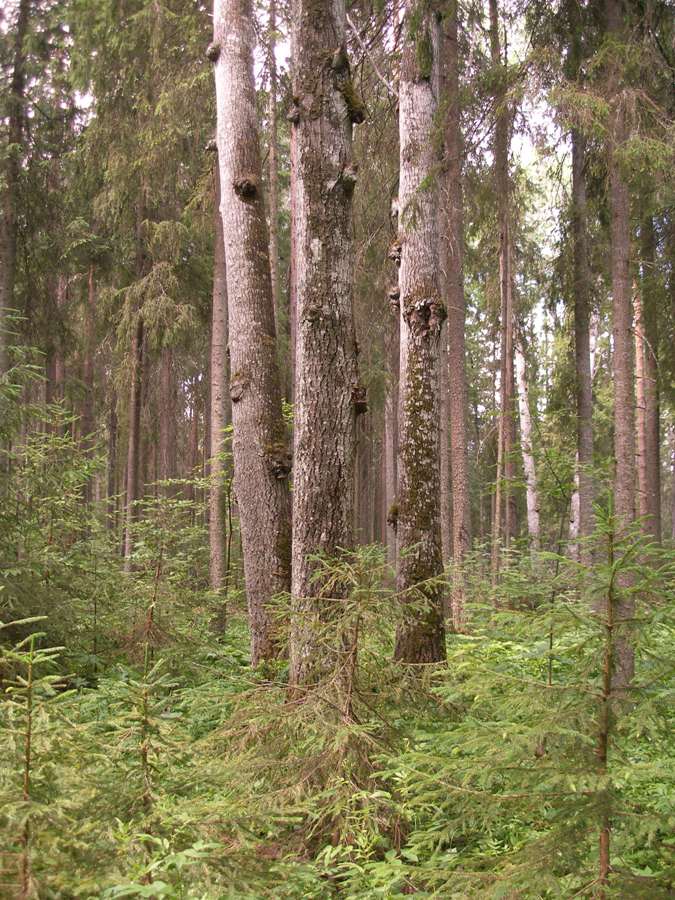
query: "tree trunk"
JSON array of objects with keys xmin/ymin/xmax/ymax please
[
  {"xmin": 441, "ymin": 1, "xmax": 470, "ymax": 628},
  {"xmin": 158, "ymin": 347, "xmax": 176, "ymax": 494},
  {"xmin": 572, "ymin": 130, "xmax": 594, "ymax": 563},
  {"xmin": 489, "ymin": 0, "xmax": 516, "ymax": 583},
  {"xmin": 106, "ymin": 392, "xmax": 118, "ymax": 532},
  {"xmin": 288, "ymin": 0, "xmax": 361, "ymax": 688},
  {"xmin": 123, "ymin": 316, "xmax": 144, "ymax": 570},
  {"xmin": 439, "ymin": 331, "xmax": 452, "ymax": 568},
  {"xmin": 393, "ymin": 3, "xmax": 446, "ymax": 665},
  {"xmin": 209, "ymin": 161, "xmax": 230, "ymax": 601},
  {"xmin": 213, "ymin": 0, "xmax": 292, "ymax": 666},
  {"xmin": 515, "ymin": 335, "xmax": 540, "ymax": 552},
  {"xmin": 384, "ymin": 297, "xmax": 399, "ymax": 569},
  {"xmin": 267, "ymin": 0, "xmax": 281, "ymax": 331},
  {"xmin": 606, "ymin": 0, "xmax": 635, "ymax": 689},
  {"xmin": 636, "ymin": 216, "xmax": 660, "ymax": 542},
  {"xmin": 0, "ymin": 0, "xmax": 30, "ymax": 376}
]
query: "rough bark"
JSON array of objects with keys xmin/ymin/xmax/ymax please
[
  {"xmin": 123, "ymin": 316, "xmax": 144, "ymax": 571},
  {"xmin": 106, "ymin": 392, "xmax": 118, "ymax": 532},
  {"xmin": 0, "ymin": 0, "xmax": 31, "ymax": 376},
  {"xmin": 214, "ymin": 0, "xmax": 292, "ymax": 666},
  {"xmin": 441, "ymin": 1, "xmax": 470, "ymax": 628},
  {"xmin": 267, "ymin": 0, "xmax": 281, "ymax": 330},
  {"xmin": 489, "ymin": 0, "xmax": 517, "ymax": 582},
  {"xmin": 571, "ymin": 130, "xmax": 594, "ymax": 563},
  {"xmin": 606, "ymin": 0, "xmax": 635, "ymax": 689},
  {"xmin": 393, "ymin": 3, "xmax": 446, "ymax": 664},
  {"xmin": 636, "ymin": 216, "xmax": 660, "ymax": 541},
  {"xmin": 288, "ymin": 0, "xmax": 361, "ymax": 688},
  {"xmin": 209, "ymin": 162, "xmax": 230, "ymax": 600},
  {"xmin": 384, "ymin": 298, "xmax": 399, "ymax": 569},
  {"xmin": 515, "ymin": 335, "xmax": 540, "ymax": 552}
]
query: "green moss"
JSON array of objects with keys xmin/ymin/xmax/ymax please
[
  {"xmin": 338, "ymin": 79, "xmax": 366, "ymax": 124},
  {"xmin": 415, "ymin": 28, "xmax": 433, "ymax": 80}
]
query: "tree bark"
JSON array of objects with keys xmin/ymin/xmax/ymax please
[
  {"xmin": 267, "ymin": 0, "xmax": 281, "ymax": 331},
  {"xmin": 636, "ymin": 216, "xmax": 660, "ymax": 542},
  {"xmin": 209, "ymin": 162, "xmax": 230, "ymax": 601},
  {"xmin": 441, "ymin": 1, "xmax": 470, "ymax": 628},
  {"xmin": 158, "ymin": 347, "xmax": 176, "ymax": 494},
  {"xmin": 571, "ymin": 130, "xmax": 594, "ymax": 563},
  {"xmin": 0, "ymin": 0, "xmax": 31, "ymax": 376},
  {"xmin": 515, "ymin": 335, "xmax": 540, "ymax": 552},
  {"xmin": 288, "ymin": 0, "xmax": 361, "ymax": 688},
  {"xmin": 393, "ymin": 3, "xmax": 446, "ymax": 664},
  {"xmin": 489, "ymin": 0, "xmax": 517, "ymax": 583},
  {"xmin": 123, "ymin": 316, "xmax": 144, "ymax": 571},
  {"xmin": 606, "ymin": 0, "xmax": 635, "ymax": 689},
  {"xmin": 384, "ymin": 294, "xmax": 399, "ymax": 569},
  {"xmin": 213, "ymin": 0, "xmax": 292, "ymax": 666}
]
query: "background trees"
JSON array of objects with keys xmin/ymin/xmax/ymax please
[{"xmin": 1, "ymin": 0, "xmax": 674, "ymax": 894}]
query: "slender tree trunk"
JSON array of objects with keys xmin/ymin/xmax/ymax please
[
  {"xmin": 0, "ymin": 0, "xmax": 30, "ymax": 376},
  {"xmin": 489, "ymin": 0, "xmax": 516, "ymax": 582},
  {"xmin": 441, "ymin": 1, "xmax": 470, "ymax": 628},
  {"xmin": 288, "ymin": 0, "xmax": 362, "ymax": 688},
  {"xmin": 636, "ymin": 216, "xmax": 660, "ymax": 542},
  {"xmin": 209, "ymin": 162, "xmax": 230, "ymax": 601},
  {"xmin": 106, "ymin": 392, "xmax": 118, "ymax": 532},
  {"xmin": 81, "ymin": 266, "xmax": 97, "ymax": 502},
  {"xmin": 393, "ymin": 3, "xmax": 446, "ymax": 664},
  {"xmin": 572, "ymin": 130, "xmax": 594, "ymax": 563},
  {"xmin": 158, "ymin": 347, "xmax": 176, "ymax": 494},
  {"xmin": 384, "ymin": 299, "xmax": 399, "ymax": 569},
  {"xmin": 213, "ymin": 0, "xmax": 292, "ymax": 665},
  {"xmin": 123, "ymin": 316, "xmax": 144, "ymax": 570},
  {"xmin": 515, "ymin": 335, "xmax": 540, "ymax": 552},
  {"xmin": 606, "ymin": 0, "xmax": 635, "ymax": 689},
  {"xmin": 439, "ymin": 331, "xmax": 452, "ymax": 568}
]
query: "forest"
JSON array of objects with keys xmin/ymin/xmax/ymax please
[{"xmin": 0, "ymin": 0, "xmax": 674, "ymax": 896}]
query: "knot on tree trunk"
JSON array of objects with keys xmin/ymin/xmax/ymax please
[
  {"xmin": 351, "ymin": 384, "xmax": 368, "ymax": 415},
  {"xmin": 287, "ymin": 97, "xmax": 301, "ymax": 124},
  {"xmin": 335, "ymin": 77, "xmax": 366, "ymax": 124},
  {"xmin": 206, "ymin": 42, "xmax": 220, "ymax": 63},
  {"xmin": 387, "ymin": 502, "xmax": 399, "ymax": 531},
  {"xmin": 403, "ymin": 292, "xmax": 446, "ymax": 337},
  {"xmin": 388, "ymin": 285, "xmax": 400, "ymax": 311},
  {"xmin": 233, "ymin": 175, "xmax": 258, "ymax": 200},
  {"xmin": 205, "ymin": 137, "xmax": 217, "ymax": 153},
  {"xmin": 230, "ymin": 371, "xmax": 249, "ymax": 403},
  {"xmin": 339, "ymin": 163, "xmax": 358, "ymax": 196},
  {"xmin": 388, "ymin": 239, "xmax": 402, "ymax": 266},
  {"xmin": 330, "ymin": 45, "xmax": 350, "ymax": 74},
  {"xmin": 265, "ymin": 442, "xmax": 292, "ymax": 479}
]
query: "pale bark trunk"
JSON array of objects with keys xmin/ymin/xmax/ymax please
[
  {"xmin": 393, "ymin": 4, "xmax": 446, "ymax": 664},
  {"xmin": 288, "ymin": 0, "xmax": 361, "ymax": 688},
  {"xmin": 0, "ymin": 0, "xmax": 30, "ymax": 376},
  {"xmin": 439, "ymin": 331, "xmax": 452, "ymax": 568},
  {"xmin": 384, "ymin": 300, "xmax": 399, "ymax": 569},
  {"xmin": 81, "ymin": 266, "xmax": 97, "ymax": 502},
  {"xmin": 214, "ymin": 0, "xmax": 292, "ymax": 666},
  {"xmin": 515, "ymin": 336, "xmax": 540, "ymax": 552},
  {"xmin": 267, "ymin": 0, "xmax": 281, "ymax": 330},
  {"xmin": 209, "ymin": 162, "xmax": 230, "ymax": 600},
  {"xmin": 637, "ymin": 216, "xmax": 660, "ymax": 542},
  {"xmin": 606, "ymin": 0, "xmax": 635, "ymax": 689},
  {"xmin": 489, "ymin": 0, "xmax": 516, "ymax": 583},
  {"xmin": 441, "ymin": 2, "xmax": 470, "ymax": 629},
  {"xmin": 572, "ymin": 130, "xmax": 594, "ymax": 563}
]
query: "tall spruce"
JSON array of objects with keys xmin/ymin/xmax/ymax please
[{"xmin": 288, "ymin": 0, "xmax": 362, "ymax": 689}]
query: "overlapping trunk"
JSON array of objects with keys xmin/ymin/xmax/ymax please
[
  {"xmin": 213, "ymin": 0, "xmax": 292, "ymax": 665},
  {"xmin": 393, "ymin": 3, "xmax": 446, "ymax": 664},
  {"xmin": 288, "ymin": 0, "xmax": 361, "ymax": 688},
  {"xmin": 441, "ymin": 1, "xmax": 470, "ymax": 628}
]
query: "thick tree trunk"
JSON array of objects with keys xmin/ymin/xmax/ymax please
[
  {"xmin": 441, "ymin": 1, "xmax": 470, "ymax": 628},
  {"xmin": 123, "ymin": 316, "xmax": 144, "ymax": 570},
  {"xmin": 515, "ymin": 336, "xmax": 540, "ymax": 552},
  {"xmin": 636, "ymin": 216, "xmax": 660, "ymax": 542},
  {"xmin": 606, "ymin": 0, "xmax": 635, "ymax": 689},
  {"xmin": 489, "ymin": 0, "xmax": 516, "ymax": 582},
  {"xmin": 572, "ymin": 130, "xmax": 594, "ymax": 563},
  {"xmin": 384, "ymin": 301, "xmax": 399, "ymax": 569},
  {"xmin": 213, "ymin": 0, "xmax": 292, "ymax": 666},
  {"xmin": 209, "ymin": 162, "xmax": 230, "ymax": 600},
  {"xmin": 288, "ymin": 0, "xmax": 361, "ymax": 688},
  {"xmin": 0, "ymin": 0, "xmax": 30, "ymax": 376},
  {"xmin": 393, "ymin": 3, "xmax": 446, "ymax": 665}
]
